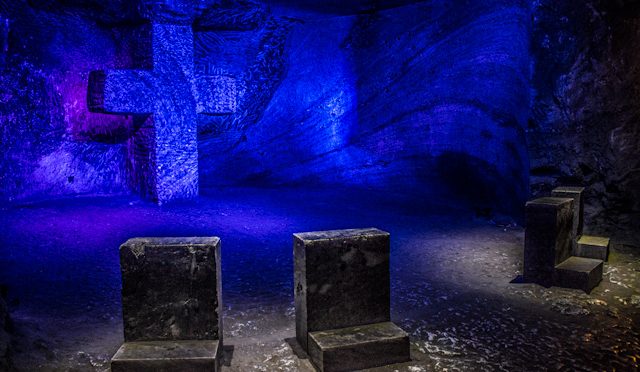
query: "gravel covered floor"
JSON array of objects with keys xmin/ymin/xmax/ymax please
[{"xmin": 0, "ymin": 187, "xmax": 638, "ymax": 371}]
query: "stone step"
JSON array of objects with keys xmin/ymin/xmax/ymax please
[
  {"xmin": 554, "ymin": 256, "xmax": 603, "ymax": 294},
  {"xmin": 111, "ymin": 340, "xmax": 221, "ymax": 372},
  {"xmin": 307, "ymin": 321, "xmax": 410, "ymax": 372},
  {"xmin": 575, "ymin": 235, "xmax": 610, "ymax": 261}
]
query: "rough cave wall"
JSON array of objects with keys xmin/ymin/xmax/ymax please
[
  {"xmin": 1, "ymin": 0, "xmax": 533, "ymax": 216},
  {"xmin": 530, "ymin": 0, "xmax": 640, "ymax": 233},
  {"xmin": 0, "ymin": 0, "xmax": 273, "ymax": 202},
  {"xmin": 0, "ymin": 1, "xmax": 143, "ymax": 201},
  {"xmin": 201, "ymin": 0, "xmax": 532, "ymax": 215},
  {"xmin": 351, "ymin": 1, "xmax": 531, "ymax": 214},
  {"xmin": 197, "ymin": 14, "xmax": 358, "ymax": 188}
]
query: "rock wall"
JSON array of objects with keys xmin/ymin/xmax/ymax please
[
  {"xmin": 0, "ymin": 2, "xmax": 133, "ymax": 201},
  {"xmin": 200, "ymin": 1, "xmax": 532, "ymax": 215},
  {"xmin": 351, "ymin": 1, "xmax": 531, "ymax": 215},
  {"xmin": 530, "ymin": 0, "xmax": 640, "ymax": 233},
  {"xmin": 0, "ymin": 0, "xmax": 273, "ymax": 202},
  {"xmin": 5, "ymin": 0, "xmax": 637, "ymax": 224}
]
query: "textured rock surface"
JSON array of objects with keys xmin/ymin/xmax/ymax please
[
  {"xmin": 119, "ymin": 237, "xmax": 222, "ymax": 342},
  {"xmin": 2, "ymin": 0, "xmax": 639, "ymax": 225},
  {"xmin": 0, "ymin": 0, "xmax": 252, "ymax": 202},
  {"xmin": 0, "ymin": 1, "xmax": 131, "ymax": 201},
  {"xmin": 524, "ymin": 197, "xmax": 574, "ymax": 286},
  {"xmin": 293, "ymin": 228, "xmax": 391, "ymax": 351},
  {"xmin": 1, "ymin": 0, "xmax": 532, "ymax": 217},
  {"xmin": 530, "ymin": 0, "xmax": 640, "ymax": 233},
  {"xmin": 202, "ymin": 1, "xmax": 532, "ymax": 216}
]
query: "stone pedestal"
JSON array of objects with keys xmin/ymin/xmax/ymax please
[
  {"xmin": 294, "ymin": 228, "xmax": 410, "ymax": 371},
  {"xmin": 111, "ymin": 237, "xmax": 223, "ymax": 371},
  {"xmin": 524, "ymin": 197, "xmax": 574, "ymax": 286}
]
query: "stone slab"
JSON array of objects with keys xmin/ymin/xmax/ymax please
[
  {"xmin": 119, "ymin": 237, "xmax": 222, "ymax": 342},
  {"xmin": 576, "ymin": 235, "xmax": 610, "ymax": 261},
  {"xmin": 111, "ymin": 340, "xmax": 220, "ymax": 372},
  {"xmin": 554, "ymin": 256, "xmax": 603, "ymax": 293},
  {"xmin": 308, "ymin": 322, "xmax": 410, "ymax": 372},
  {"xmin": 552, "ymin": 186, "xmax": 585, "ymax": 241},
  {"xmin": 524, "ymin": 197, "xmax": 574, "ymax": 286},
  {"xmin": 294, "ymin": 228, "xmax": 391, "ymax": 351}
]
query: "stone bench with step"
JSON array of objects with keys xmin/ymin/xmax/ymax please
[
  {"xmin": 110, "ymin": 237, "xmax": 223, "ymax": 372},
  {"xmin": 524, "ymin": 197, "xmax": 604, "ymax": 293},
  {"xmin": 294, "ymin": 228, "xmax": 411, "ymax": 371}
]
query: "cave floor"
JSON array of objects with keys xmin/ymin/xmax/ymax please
[{"xmin": 0, "ymin": 187, "xmax": 639, "ymax": 371}]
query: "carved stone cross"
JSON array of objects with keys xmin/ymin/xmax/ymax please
[{"xmin": 88, "ymin": 22, "xmax": 236, "ymax": 204}]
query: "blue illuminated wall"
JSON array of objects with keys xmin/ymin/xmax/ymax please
[
  {"xmin": 1, "ymin": 0, "xmax": 532, "ymax": 216},
  {"xmin": 199, "ymin": 1, "xmax": 532, "ymax": 215}
]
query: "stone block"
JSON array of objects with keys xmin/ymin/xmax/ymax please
[
  {"xmin": 294, "ymin": 228, "xmax": 391, "ymax": 351},
  {"xmin": 524, "ymin": 197, "xmax": 574, "ymax": 286},
  {"xmin": 111, "ymin": 340, "xmax": 221, "ymax": 372},
  {"xmin": 554, "ymin": 256, "xmax": 603, "ymax": 294},
  {"xmin": 119, "ymin": 237, "xmax": 222, "ymax": 342},
  {"xmin": 308, "ymin": 322, "xmax": 410, "ymax": 372},
  {"xmin": 112, "ymin": 237, "xmax": 223, "ymax": 371},
  {"xmin": 576, "ymin": 235, "xmax": 610, "ymax": 261},
  {"xmin": 552, "ymin": 186, "xmax": 585, "ymax": 240}
]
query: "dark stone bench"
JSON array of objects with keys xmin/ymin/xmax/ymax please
[
  {"xmin": 294, "ymin": 228, "xmax": 410, "ymax": 371},
  {"xmin": 524, "ymin": 197, "xmax": 603, "ymax": 293},
  {"xmin": 111, "ymin": 237, "xmax": 223, "ymax": 371}
]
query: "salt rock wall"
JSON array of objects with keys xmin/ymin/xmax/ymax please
[
  {"xmin": 2, "ymin": 0, "xmax": 533, "ymax": 217},
  {"xmin": 0, "ymin": 0, "xmax": 271, "ymax": 202},
  {"xmin": 530, "ymin": 0, "xmax": 640, "ymax": 232},
  {"xmin": 0, "ymin": 2, "xmax": 133, "ymax": 201},
  {"xmin": 200, "ymin": 1, "xmax": 532, "ymax": 215}
]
